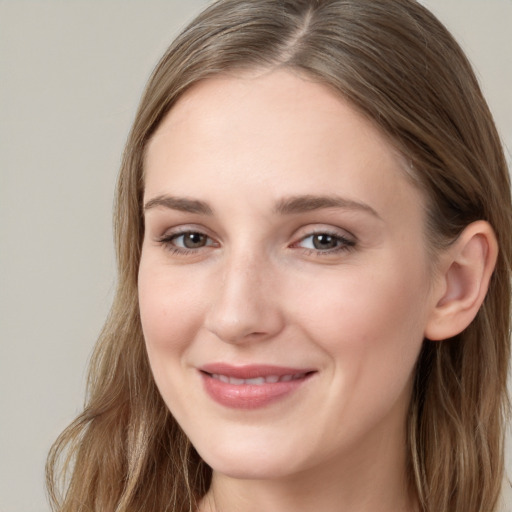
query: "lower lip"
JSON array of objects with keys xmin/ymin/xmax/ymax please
[{"xmin": 201, "ymin": 372, "xmax": 312, "ymax": 409}]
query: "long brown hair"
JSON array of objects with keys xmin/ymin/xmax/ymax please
[{"xmin": 46, "ymin": 1, "xmax": 511, "ymax": 511}]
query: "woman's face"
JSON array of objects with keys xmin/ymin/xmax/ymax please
[{"xmin": 139, "ymin": 69, "xmax": 437, "ymax": 480}]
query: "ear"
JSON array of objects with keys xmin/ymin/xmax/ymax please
[{"xmin": 424, "ymin": 221, "xmax": 498, "ymax": 341}]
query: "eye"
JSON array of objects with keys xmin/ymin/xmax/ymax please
[
  {"xmin": 157, "ymin": 230, "xmax": 218, "ymax": 254},
  {"xmin": 301, "ymin": 233, "xmax": 340, "ymax": 250},
  {"xmin": 173, "ymin": 232, "xmax": 210, "ymax": 249},
  {"xmin": 294, "ymin": 231, "xmax": 355, "ymax": 254}
]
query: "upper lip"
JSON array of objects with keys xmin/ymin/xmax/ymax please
[{"xmin": 200, "ymin": 363, "xmax": 316, "ymax": 379}]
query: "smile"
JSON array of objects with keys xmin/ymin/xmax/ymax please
[
  {"xmin": 208, "ymin": 372, "xmax": 309, "ymax": 385},
  {"xmin": 199, "ymin": 364, "xmax": 316, "ymax": 409}
]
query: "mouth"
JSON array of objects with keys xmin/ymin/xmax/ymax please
[
  {"xmin": 199, "ymin": 364, "xmax": 316, "ymax": 409},
  {"xmin": 206, "ymin": 372, "xmax": 310, "ymax": 385}
]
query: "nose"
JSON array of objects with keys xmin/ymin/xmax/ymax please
[{"xmin": 204, "ymin": 251, "xmax": 285, "ymax": 344}]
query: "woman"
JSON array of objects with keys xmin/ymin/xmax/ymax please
[{"xmin": 46, "ymin": 1, "xmax": 511, "ymax": 511}]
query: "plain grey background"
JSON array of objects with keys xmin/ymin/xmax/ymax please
[{"xmin": 1, "ymin": 1, "xmax": 511, "ymax": 511}]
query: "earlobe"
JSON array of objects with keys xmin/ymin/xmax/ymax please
[{"xmin": 424, "ymin": 221, "xmax": 498, "ymax": 341}]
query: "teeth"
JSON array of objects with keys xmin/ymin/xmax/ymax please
[
  {"xmin": 210, "ymin": 373, "xmax": 306, "ymax": 385},
  {"xmin": 244, "ymin": 377, "xmax": 265, "ymax": 385}
]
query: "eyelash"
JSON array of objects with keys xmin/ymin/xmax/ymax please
[
  {"xmin": 157, "ymin": 230, "xmax": 217, "ymax": 256},
  {"xmin": 293, "ymin": 230, "xmax": 356, "ymax": 256},
  {"xmin": 156, "ymin": 229, "xmax": 356, "ymax": 257}
]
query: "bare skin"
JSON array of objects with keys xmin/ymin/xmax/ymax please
[{"xmin": 140, "ymin": 69, "xmax": 496, "ymax": 512}]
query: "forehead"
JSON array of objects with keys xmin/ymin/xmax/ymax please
[
  {"xmin": 144, "ymin": 69, "xmax": 425, "ymax": 222},
  {"xmin": 148, "ymin": 69, "xmax": 394, "ymax": 160}
]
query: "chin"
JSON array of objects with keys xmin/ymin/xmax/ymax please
[{"xmin": 196, "ymin": 441, "xmax": 305, "ymax": 480}]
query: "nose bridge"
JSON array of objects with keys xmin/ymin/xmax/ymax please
[{"xmin": 205, "ymin": 245, "xmax": 283, "ymax": 343}]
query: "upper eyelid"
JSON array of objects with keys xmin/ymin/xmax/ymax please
[
  {"xmin": 297, "ymin": 231, "xmax": 354, "ymax": 242},
  {"xmin": 158, "ymin": 230, "xmax": 216, "ymax": 244},
  {"xmin": 293, "ymin": 225, "xmax": 357, "ymax": 241},
  {"xmin": 157, "ymin": 224, "xmax": 216, "ymax": 238}
]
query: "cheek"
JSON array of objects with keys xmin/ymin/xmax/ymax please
[
  {"xmin": 295, "ymin": 260, "xmax": 427, "ymax": 343},
  {"xmin": 138, "ymin": 260, "xmax": 203, "ymax": 366},
  {"xmin": 292, "ymin": 262, "xmax": 428, "ymax": 402},
  {"xmin": 138, "ymin": 259, "xmax": 211, "ymax": 421}
]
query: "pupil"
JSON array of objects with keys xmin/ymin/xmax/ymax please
[
  {"xmin": 184, "ymin": 233, "xmax": 206, "ymax": 248},
  {"xmin": 313, "ymin": 234, "xmax": 337, "ymax": 250}
]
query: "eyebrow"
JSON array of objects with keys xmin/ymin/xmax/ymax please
[
  {"xmin": 274, "ymin": 194, "xmax": 381, "ymax": 218},
  {"xmin": 144, "ymin": 195, "xmax": 213, "ymax": 215},
  {"xmin": 143, "ymin": 193, "xmax": 380, "ymax": 219}
]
